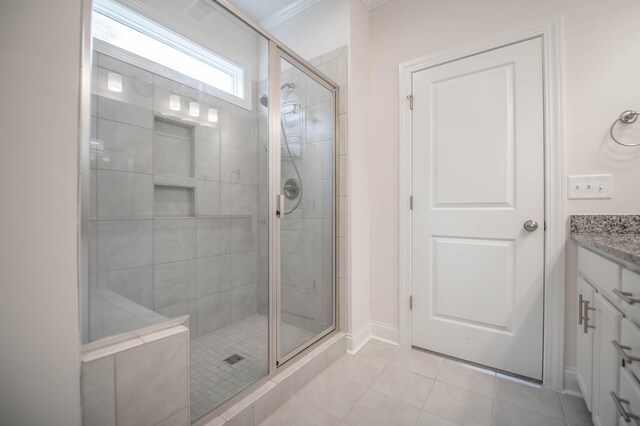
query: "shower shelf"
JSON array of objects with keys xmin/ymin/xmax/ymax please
[{"xmin": 154, "ymin": 175, "xmax": 196, "ymax": 188}]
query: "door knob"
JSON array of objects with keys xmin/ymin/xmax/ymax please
[{"xmin": 524, "ymin": 220, "xmax": 538, "ymax": 232}]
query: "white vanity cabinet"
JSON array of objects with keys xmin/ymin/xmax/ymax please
[
  {"xmin": 592, "ymin": 292, "xmax": 622, "ymax": 426},
  {"xmin": 577, "ymin": 276, "xmax": 596, "ymax": 410},
  {"xmin": 576, "ymin": 246, "xmax": 640, "ymax": 426}
]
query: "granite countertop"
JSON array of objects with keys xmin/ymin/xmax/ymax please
[{"xmin": 570, "ymin": 215, "xmax": 640, "ymax": 273}]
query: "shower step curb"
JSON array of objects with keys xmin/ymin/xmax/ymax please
[{"xmin": 203, "ymin": 332, "xmax": 346, "ymax": 426}]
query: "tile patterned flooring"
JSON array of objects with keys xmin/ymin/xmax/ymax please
[
  {"xmin": 190, "ymin": 314, "xmax": 315, "ymax": 421},
  {"xmin": 259, "ymin": 340, "xmax": 594, "ymax": 426}
]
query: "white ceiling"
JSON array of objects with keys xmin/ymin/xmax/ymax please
[{"xmin": 227, "ymin": 0, "xmax": 395, "ymax": 30}]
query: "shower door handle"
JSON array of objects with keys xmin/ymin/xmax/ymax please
[{"xmin": 275, "ymin": 194, "xmax": 284, "ymax": 218}]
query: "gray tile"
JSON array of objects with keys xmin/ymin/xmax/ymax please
[
  {"xmin": 97, "ymin": 170, "xmax": 153, "ymax": 219},
  {"xmin": 154, "ymin": 126, "xmax": 193, "ymax": 178},
  {"xmin": 97, "ymin": 96, "xmax": 153, "ymax": 129},
  {"xmin": 303, "ymin": 180, "xmax": 333, "ymax": 220},
  {"xmin": 95, "ymin": 118, "xmax": 153, "ymax": 174},
  {"xmin": 230, "ymin": 251, "xmax": 257, "ymax": 287},
  {"xmin": 415, "ymin": 411, "xmax": 459, "ymax": 426},
  {"xmin": 254, "ymin": 375, "xmax": 296, "ymax": 424},
  {"xmin": 81, "ymin": 356, "xmax": 116, "ymax": 426},
  {"xmin": 560, "ymin": 393, "xmax": 593, "ymax": 426},
  {"xmin": 156, "ymin": 300, "xmax": 198, "ymax": 336},
  {"xmin": 195, "ymin": 124, "xmax": 221, "ymax": 144},
  {"xmin": 326, "ymin": 337, "xmax": 347, "ymax": 366},
  {"xmin": 297, "ymin": 371, "xmax": 366, "ymax": 420},
  {"xmin": 230, "ymin": 217, "xmax": 257, "ymax": 252},
  {"xmin": 195, "ymin": 140, "xmax": 221, "ymax": 181},
  {"xmin": 231, "ymin": 283, "xmax": 257, "ymax": 322},
  {"xmin": 302, "ymin": 140, "xmax": 333, "ymax": 181},
  {"xmin": 495, "ymin": 376, "xmax": 564, "ymax": 420},
  {"xmin": 296, "ymin": 354, "xmax": 327, "ymax": 391},
  {"xmin": 493, "ymin": 400, "xmax": 565, "ymax": 426},
  {"xmin": 358, "ymin": 340, "xmax": 399, "ymax": 364},
  {"xmin": 221, "ymin": 145, "xmax": 257, "ymax": 184},
  {"xmin": 371, "ymin": 365, "xmax": 434, "ymax": 408},
  {"xmin": 98, "ymin": 266, "xmax": 154, "ymax": 309},
  {"xmin": 156, "ymin": 407, "xmax": 189, "ymax": 426},
  {"xmin": 115, "ymin": 330, "xmax": 189, "ymax": 426},
  {"xmin": 154, "ymin": 219, "xmax": 196, "ymax": 264},
  {"xmin": 436, "ymin": 359, "xmax": 496, "ymax": 397},
  {"xmin": 423, "ymin": 381, "xmax": 493, "ymax": 426},
  {"xmin": 197, "ymin": 255, "xmax": 230, "ymax": 297},
  {"xmin": 223, "ymin": 404, "xmax": 253, "ymax": 426},
  {"xmin": 261, "ymin": 397, "xmax": 340, "ymax": 426},
  {"xmin": 197, "ymin": 291, "xmax": 231, "ymax": 335},
  {"xmin": 222, "ymin": 182, "xmax": 259, "ymax": 217},
  {"xmin": 327, "ymin": 354, "xmax": 385, "ymax": 387},
  {"xmin": 343, "ymin": 389, "xmax": 420, "ymax": 426},
  {"xmin": 155, "ymin": 186, "xmax": 194, "ymax": 217},
  {"xmin": 197, "ymin": 218, "xmax": 230, "ymax": 257},
  {"xmin": 97, "ymin": 220, "xmax": 153, "ymax": 271},
  {"xmin": 197, "ymin": 180, "xmax": 222, "ymax": 216},
  {"xmin": 388, "ymin": 348, "xmax": 444, "ymax": 379},
  {"xmin": 222, "ymin": 113, "xmax": 257, "ymax": 152},
  {"xmin": 154, "ymin": 260, "xmax": 197, "ymax": 309}
]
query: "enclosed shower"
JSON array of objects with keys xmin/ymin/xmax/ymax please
[{"xmin": 81, "ymin": 0, "xmax": 337, "ymax": 422}]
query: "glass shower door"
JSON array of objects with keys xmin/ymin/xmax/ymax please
[{"xmin": 276, "ymin": 53, "xmax": 336, "ymax": 363}]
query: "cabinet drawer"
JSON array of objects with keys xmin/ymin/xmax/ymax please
[
  {"xmin": 619, "ymin": 318, "xmax": 640, "ymax": 380},
  {"xmin": 622, "ymin": 269, "xmax": 640, "ymax": 323},
  {"xmin": 615, "ymin": 368, "xmax": 640, "ymax": 424},
  {"xmin": 579, "ymin": 246, "xmax": 621, "ymax": 299}
]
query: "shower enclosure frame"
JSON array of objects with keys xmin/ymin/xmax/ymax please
[{"xmin": 78, "ymin": 0, "xmax": 341, "ymax": 420}]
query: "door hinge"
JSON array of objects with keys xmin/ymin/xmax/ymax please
[
  {"xmin": 409, "ymin": 295, "xmax": 413, "ymax": 310},
  {"xmin": 409, "ymin": 195, "xmax": 413, "ymax": 210},
  {"xmin": 407, "ymin": 95, "xmax": 414, "ymax": 110},
  {"xmin": 544, "ymin": 221, "xmax": 547, "ymax": 231}
]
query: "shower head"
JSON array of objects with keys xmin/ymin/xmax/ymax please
[{"xmin": 259, "ymin": 83, "xmax": 295, "ymax": 108}]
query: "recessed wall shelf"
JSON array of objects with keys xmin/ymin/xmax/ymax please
[{"xmin": 154, "ymin": 185, "xmax": 195, "ymax": 217}]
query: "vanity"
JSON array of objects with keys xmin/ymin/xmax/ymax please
[{"xmin": 572, "ymin": 215, "xmax": 640, "ymax": 426}]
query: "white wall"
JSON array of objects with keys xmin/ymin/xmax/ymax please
[
  {"xmin": 269, "ymin": 0, "xmax": 350, "ymax": 61},
  {"xmin": 0, "ymin": 1, "xmax": 83, "ymax": 424},
  {"xmin": 368, "ymin": 0, "xmax": 640, "ymax": 373},
  {"xmin": 347, "ymin": 0, "xmax": 371, "ymax": 340}
]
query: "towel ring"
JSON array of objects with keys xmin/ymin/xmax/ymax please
[{"xmin": 610, "ymin": 110, "xmax": 640, "ymax": 147}]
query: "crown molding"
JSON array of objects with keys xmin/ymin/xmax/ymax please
[
  {"xmin": 260, "ymin": 0, "xmax": 323, "ymax": 30},
  {"xmin": 360, "ymin": 0, "xmax": 394, "ymax": 11}
]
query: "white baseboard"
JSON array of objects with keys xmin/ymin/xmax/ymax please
[
  {"xmin": 562, "ymin": 367, "xmax": 582, "ymax": 397},
  {"xmin": 346, "ymin": 323, "xmax": 371, "ymax": 354},
  {"xmin": 346, "ymin": 321, "xmax": 400, "ymax": 354},
  {"xmin": 370, "ymin": 321, "xmax": 399, "ymax": 345}
]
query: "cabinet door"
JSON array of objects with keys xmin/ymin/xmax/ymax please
[
  {"xmin": 592, "ymin": 292, "xmax": 622, "ymax": 426},
  {"xmin": 577, "ymin": 277, "xmax": 596, "ymax": 410}
]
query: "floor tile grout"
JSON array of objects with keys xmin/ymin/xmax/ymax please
[{"xmin": 260, "ymin": 341, "xmax": 590, "ymax": 426}]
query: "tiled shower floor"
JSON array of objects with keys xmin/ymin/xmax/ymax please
[{"xmin": 189, "ymin": 314, "xmax": 316, "ymax": 421}]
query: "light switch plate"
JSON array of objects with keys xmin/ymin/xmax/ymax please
[{"xmin": 567, "ymin": 174, "xmax": 613, "ymax": 199}]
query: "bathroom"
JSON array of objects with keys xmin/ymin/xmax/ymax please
[{"xmin": 1, "ymin": 0, "xmax": 640, "ymax": 425}]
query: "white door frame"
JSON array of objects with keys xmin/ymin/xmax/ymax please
[{"xmin": 398, "ymin": 17, "xmax": 566, "ymax": 390}]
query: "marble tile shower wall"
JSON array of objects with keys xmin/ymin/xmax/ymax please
[
  {"xmin": 257, "ymin": 46, "xmax": 348, "ymax": 335},
  {"xmin": 89, "ymin": 52, "xmax": 263, "ymax": 342}
]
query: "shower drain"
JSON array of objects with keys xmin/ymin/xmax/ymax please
[{"xmin": 223, "ymin": 354, "xmax": 244, "ymax": 365}]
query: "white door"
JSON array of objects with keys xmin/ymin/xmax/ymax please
[{"xmin": 411, "ymin": 38, "xmax": 544, "ymax": 379}]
